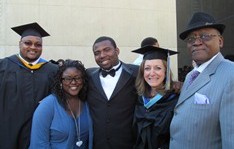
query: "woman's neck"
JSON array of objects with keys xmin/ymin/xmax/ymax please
[{"xmin": 67, "ymin": 98, "xmax": 82, "ymax": 117}]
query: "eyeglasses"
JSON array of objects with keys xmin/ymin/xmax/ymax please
[
  {"xmin": 185, "ymin": 34, "xmax": 221, "ymax": 44},
  {"xmin": 61, "ymin": 77, "xmax": 83, "ymax": 84},
  {"xmin": 21, "ymin": 41, "xmax": 42, "ymax": 48}
]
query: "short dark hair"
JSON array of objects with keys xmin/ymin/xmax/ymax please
[
  {"xmin": 51, "ymin": 59, "xmax": 88, "ymax": 110},
  {"xmin": 93, "ymin": 36, "xmax": 117, "ymax": 49},
  {"xmin": 141, "ymin": 37, "xmax": 158, "ymax": 47}
]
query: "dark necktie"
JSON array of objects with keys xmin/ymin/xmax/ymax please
[
  {"xmin": 101, "ymin": 63, "xmax": 122, "ymax": 77},
  {"xmin": 188, "ymin": 70, "xmax": 200, "ymax": 86},
  {"xmin": 101, "ymin": 69, "xmax": 115, "ymax": 77}
]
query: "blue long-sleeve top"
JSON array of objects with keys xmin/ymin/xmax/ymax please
[{"xmin": 29, "ymin": 94, "xmax": 93, "ymax": 149}]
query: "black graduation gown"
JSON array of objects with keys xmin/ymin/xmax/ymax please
[
  {"xmin": 133, "ymin": 92, "xmax": 179, "ymax": 149},
  {"xmin": 0, "ymin": 55, "xmax": 58, "ymax": 149}
]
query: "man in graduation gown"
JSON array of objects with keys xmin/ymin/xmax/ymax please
[{"xmin": 0, "ymin": 22, "xmax": 58, "ymax": 149}]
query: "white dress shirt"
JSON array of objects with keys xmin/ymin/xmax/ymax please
[{"xmin": 100, "ymin": 62, "xmax": 122, "ymax": 100}]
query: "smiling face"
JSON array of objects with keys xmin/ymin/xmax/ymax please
[
  {"xmin": 143, "ymin": 59, "xmax": 166, "ymax": 90},
  {"xmin": 93, "ymin": 40, "xmax": 119, "ymax": 70},
  {"xmin": 61, "ymin": 67, "xmax": 84, "ymax": 97},
  {"xmin": 186, "ymin": 28, "xmax": 223, "ymax": 66},
  {"xmin": 19, "ymin": 35, "xmax": 43, "ymax": 62}
]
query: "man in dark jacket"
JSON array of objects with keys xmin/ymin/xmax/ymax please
[{"xmin": 87, "ymin": 36, "xmax": 138, "ymax": 149}]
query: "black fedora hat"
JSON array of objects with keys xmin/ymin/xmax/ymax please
[{"xmin": 179, "ymin": 12, "xmax": 225, "ymax": 40}]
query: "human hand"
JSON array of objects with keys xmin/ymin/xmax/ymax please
[{"xmin": 172, "ymin": 81, "xmax": 183, "ymax": 93}]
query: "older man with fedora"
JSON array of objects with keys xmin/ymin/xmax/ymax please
[{"xmin": 170, "ymin": 12, "xmax": 234, "ymax": 149}]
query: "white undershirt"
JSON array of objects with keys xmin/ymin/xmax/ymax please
[
  {"xmin": 133, "ymin": 54, "xmax": 143, "ymax": 65},
  {"xmin": 100, "ymin": 62, "xmax": 122, "ymax": 100}
]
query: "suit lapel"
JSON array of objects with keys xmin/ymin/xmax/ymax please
[
  {"xmin": 110, "ymin": 63, "xmax": 134, "ymax": 99},
  {"xmin": 90, "ymin": 68, "xmax": 108, "ymax": 99},
  {"xmin": 177, "ymin": 74, "xmax": 210, "ymax": 106},
  {"xmin": 176, "ymin": 53, "xmax": 223, "ymax": 107}
]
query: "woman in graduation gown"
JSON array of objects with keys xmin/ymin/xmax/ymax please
[{"xmin": 132, "ymin": 45, "xmax": 179, "ymax": 149}]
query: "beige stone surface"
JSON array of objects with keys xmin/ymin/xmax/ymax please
[{"xmin": 0, "ymin": 0, "xmax": 178, "ymax": 79}]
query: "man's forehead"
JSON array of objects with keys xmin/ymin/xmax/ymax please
[
  {"xmin": 21, "ymin": 35, "xmax": 42, "ymax": 40},
  {"xmin": 94, "ymin": 40, "xmax": 114, "ymax": 49}
]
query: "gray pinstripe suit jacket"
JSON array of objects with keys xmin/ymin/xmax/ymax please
[{"xmin": 170, "ymin": 53, "xmax": 234, "ymax": 149}]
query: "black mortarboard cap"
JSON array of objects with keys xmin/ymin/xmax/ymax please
[
  {"xmin": 132, "ymin": 45, "xmax": 178, "ymax": 61},
  {"xmin": 132, "ymin": 45, "xmax": 178, "ymax": 90},
  {"xmin": 11, "ymin": 22, "xmax": 50, "ymax": 38}
]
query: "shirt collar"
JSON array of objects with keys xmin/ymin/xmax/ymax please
[
  {"xmin": 112, "ymin": 61, "xmax": 121, "ymax": 70},
  {"xmin": 194, "ymin": 52, "xmax": 219, "ymax": 73}
]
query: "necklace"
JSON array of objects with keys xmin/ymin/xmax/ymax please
[{"xmin": 67, "ymin": 100, "xmax": 83, "ymax": 147}]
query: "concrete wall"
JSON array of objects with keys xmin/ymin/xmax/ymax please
[{"xmin": 0, "ymin": 0, "xmax": 179, "ymax": 79}]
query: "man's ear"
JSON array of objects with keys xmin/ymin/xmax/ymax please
[
  {"xmin": 219, "ymin": 36, "xmax": 224, "ymax": 48},
  {"xmin": 115, "ymin": 47, "xmax": 120, "ymax": 55}
]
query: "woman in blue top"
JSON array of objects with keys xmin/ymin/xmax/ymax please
[
  {"xmin": 132, "ymin": 46, "xmax": 179, "ymax": 149},
  {"xmin": 29, "ymin": 59, "xmax": 93, "ymax": 149}
]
